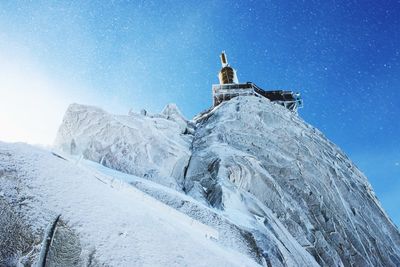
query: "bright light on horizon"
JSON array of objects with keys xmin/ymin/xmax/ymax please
[
  {"xmin": 0, "ymin": 45, "xmax": 86, "ymax": 145},
  {"xmin": 0, "ymin": 39, "xmax": 134, "ymax": 145}
]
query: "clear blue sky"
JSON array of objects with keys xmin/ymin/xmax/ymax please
[{"xmin": 0, "ymin": 1, "xmax": 399, "ymax": 225}]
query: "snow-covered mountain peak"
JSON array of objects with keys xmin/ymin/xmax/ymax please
[
  {"xmin": 2, "ymin": 95, "xmax": 399, "ymax": 266},
  {"xmin": 54, "ymin": 102, "xmax": 192, "ymax": 189},
  {"xmin": 186, "ymin": 96, "xmax": 400, "ymax": 265},
  {"xmin": 161, "ymin": 103, "xmax": 189, "ymax": 133},
  {"xmin": 161, "ymin": 103, "xmax": 185, "ymax": 120}
]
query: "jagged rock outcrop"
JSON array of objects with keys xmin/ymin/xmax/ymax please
[
  {"xmin": 0, "ymin": 142, "xmax": 260, "ymax": 266},
  {"xmin": 54, "ymin": 103, "xmax": 192, "ymax": 189},
  {"xmin": 2, "ymin": 95, "xmax": 399, "ymax": 266},
  {"xmin": 184, "ymin": 96, "xmax": 400, "ymax": 266}
]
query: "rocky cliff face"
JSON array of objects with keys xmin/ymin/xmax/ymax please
[
  {"xmin": 2, "ymin": 95, "xmax": 399, "ymax": 266},
  {"xmin": 184, "ymin": 96, "xmax": 400, "ymax": 266},
  {"xmin": 54, "ymin": 103, "xmax": 192, "ymax": 190}
]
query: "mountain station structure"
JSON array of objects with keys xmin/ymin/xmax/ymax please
[{"xmin": 212, "ymin": 52, "xmax": 303, "ymax": 111}]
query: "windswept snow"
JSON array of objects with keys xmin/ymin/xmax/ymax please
[
  {"xmin": 185, "ymin": 96, "xmax": 400, "ymax": 266},
  {"xmin": 0, "ymin": 142, "xmax": 259, "ymax": 266},
  {"xmin": 2, "ymin": 95, "xmax": 400, "ymax": 266},
  {"xmin": 54, "ymin": 103, "xmax": 192, "ymax": 190}
]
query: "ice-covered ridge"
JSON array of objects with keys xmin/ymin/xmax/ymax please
[
  {"xmin": 4, "ymin": 94, "xmax": 399, "ymax": 266},
  {"xmin": 0, "ymin": 142, "xmax": 258, "ymax": 266},
  {"xmin": 78, "ymin": 154, "xmax": 319, "ymax": 266},
  {"xmin": 185, "ymin": 95, "xmax": 400, "ymax": 266},
  {"xmin": 56, "ymin": 150, "xmax": 220, "ymax": 240},
  {"xmin": 54, "ymin": 103, "xmax": 192, "ymax": 190}
]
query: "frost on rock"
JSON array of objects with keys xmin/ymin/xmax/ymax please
[
  {"xmin": 184, "ymin": 96, "xmax": 400, "ymax": 266},
  {"xmin": 0, "ymin": 142, "xmax": 261, "ymax": 266},
  {"xmin": 3, "ymin": 95, "xmax": 400, "ymax": 266},
  {"xmin": 54, "ymin": 103, "xmax": 192, "ymax": 189},
  {"xmin": 161, "ymin": 103, "xmax": 190, "ymax": 133}
]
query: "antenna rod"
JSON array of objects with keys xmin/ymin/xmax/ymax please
[{"xmin": 220, "ymin": 51, "xmax": 228, "ymax": 67}]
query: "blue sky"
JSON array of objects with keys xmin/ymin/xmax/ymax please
[{"xmin": 0, "ymin": 1, "xmax": 399, "ymax": 225}]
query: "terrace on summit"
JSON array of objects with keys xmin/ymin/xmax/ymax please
[{"xmin": 212, "ymin": 52, "xmax": 303, "ymax": 112}]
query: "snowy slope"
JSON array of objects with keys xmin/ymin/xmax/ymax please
[
  {"xmin": 54, "ymin": 103, "xmax": 192, "ymax": 190},
  {"xmin": 3, "ymin": 95, "xmax": 400, "ymax": 266},
  {"xmin": 53, "ymin": 102, "xmax": 321, "ymax": 266},
  {"xmin": 0, "ymin": 142, "xmax": 259, "ymax": 266},
  {"xmin": 80, "ymin": 156, "xmax": 319, "ymax": 267},
  {"xmin": 185, "ymin": 96, "xmax": 400, "ymax": 266}
]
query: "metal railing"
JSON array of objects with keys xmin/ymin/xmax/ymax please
[{"xmin": 212, "ymin": 82, "xmax": 303, "ymax": 111}]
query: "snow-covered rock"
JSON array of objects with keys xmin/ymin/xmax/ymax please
[
  {"xmin": 0, "ymin": 142, "xmax": 260, "ymax": 266},
  {"xmin": 2, "ymin": 95, "xmax": 400, "ymax": 266},
  {"xmin": 185, "ymin": 96, "xmax": 400, "ymax": 266},
  {"xmin": 161, "ymin": 103, "xmax": 190, "ymax": 133},
  {"xmin": 54, "ymin": 103, "xmax": 192, "ymax": 189}
]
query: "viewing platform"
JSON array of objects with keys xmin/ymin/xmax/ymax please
[{"xmin": 212, "ymin": 82, "xmax": 303, "ymax": 112}]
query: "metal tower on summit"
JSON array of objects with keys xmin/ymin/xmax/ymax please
[
  {"xmin": 218, "ymin": 51, "xmax": 239, "ymax": 84},
  {"xmin": 212, "ymin": 51, "xmax": 303, "ymax": 111}
]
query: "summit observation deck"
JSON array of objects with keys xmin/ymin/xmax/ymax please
[{"xmin": 212, "ymin": 82, "xmax": 303, "ymax": 112}]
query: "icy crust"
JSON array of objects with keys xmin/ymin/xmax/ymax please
[
  {"xmin": 0, "ymin": 142, "xmax": 261, "ymax": 266},
  {"xmin": 54, "ymin": 103, "xmax": 192, "ymax": 189},
  {"xmin": 161, "ymin": 103, "xmax": 191, "ymax": 133},
  {"xmin": 82, "ymin": 158, "xmax": 319, "ymax": 266},
  {"xmin": 29, "ymin": 96, "xmax": 400, "ymax": 266},
  {"xmin": 81, "ymin": 159, "xmax": 264, "ymax": 264},
  {"xmin": 185, "ymin": 96, "xmax": 400, "ymax": 266}
]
